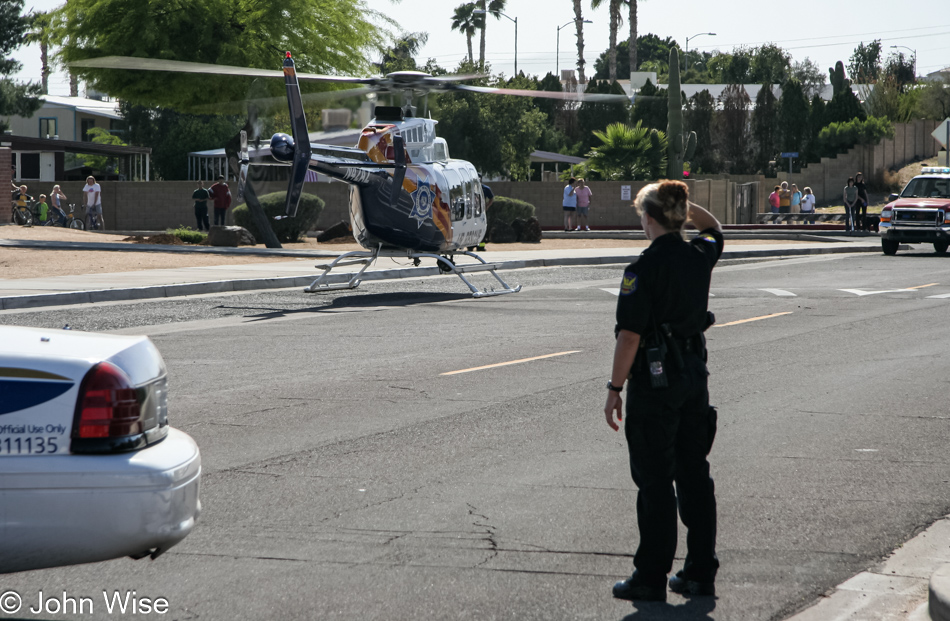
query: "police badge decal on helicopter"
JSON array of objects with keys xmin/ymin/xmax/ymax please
[{"xmin": 409, "ymin": 176, "xmax": 435, "ymax": 228}]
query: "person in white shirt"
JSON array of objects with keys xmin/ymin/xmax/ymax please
[
  {"xmin": 800, "ymin": 186, "xmax": 816, "ymax": 224},
  {"xmin": 82, "ymin": 176, "xmax": 103, "ymax": 229}
]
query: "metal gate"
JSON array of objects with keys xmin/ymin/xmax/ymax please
[{"xmin": 735, "ymin": 182, "xmax": 758, "ymax": 224}]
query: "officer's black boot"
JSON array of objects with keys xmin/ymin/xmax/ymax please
[
  {"xmin": 668, "ymin": 570, "xmax": 715, "ymax": 596},
  {"xmin": 612, "ymin": 571, "xmax": 667, "ymax": 602}
]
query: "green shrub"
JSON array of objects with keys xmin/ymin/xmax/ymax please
[
  {"xmin": 167, "ymin": 225, "xmax": 206, "ymax": 244},
  {"xmin": 815, "ymin": 116, "xmax": 894, "ymax": 159},
  {"xmin": 233, "ymin": 191, "xmax": 325, "ymax": 243},
  {"xmin": 486, "ymin": 196, "xmax": 536, "ymax": 235}
]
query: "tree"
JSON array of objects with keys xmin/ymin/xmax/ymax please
[
  {"xmin": 716, "ymin": 83, "xmax": 751, "ymax": 174},
  {"xmin": 432, "ymin": 73, "xmax": 545, "ymax": 180},
  {"xmin": 78, "ymin": 127, "xmax": 126, "ymax": 174},
  {"xmin": 790, "ymin": 58, "xmax": 826, "ymax": 100},
  {"xmin": 0, "ymin": 0, "xmax": 42, "ymax": 130},
  {"xmin": 591, "ymin": 0, "xmax": 623, "ymax": 82},
  {"xmin": 750, "ymin": 43, "xmax": 791, "ymax": 85},
  {"xmin": 630, "ymin": 78, "xmax": 667, "ymax": 131},
  {"xmin": 684, "ymin": 90, "xmax": 718, "ymax": 173},
  {"xmin": 585, "ymin": 121, "xmax": 666, "ymax": 180},
  {"xmin": 625, "ymin": 0, "xmax": 637, "ymax": 77},
  {"xmin": 805, "ymin": 94, "xmax": 826, "ymax": 162},
  {"xmin": 777, "ymin": 78, "xmax": 809, "ymax": 156},
  {"xmin": 451, "ymin": 3, "xmax": 482, "ymax": 64},
  {"xmin": 917, "ymin": 75, "xmax": 950, "ymax": 120},
  {"xmin": 55, "ymin": 0, "xmax": 391, "ymax": 110},
  {"xmin": 25, "ymin": 10, "xmax": 52, "ymax": 94},
  {"xmin": 118, "ymin": 103, "xmax": 241, "ymax": 180},
  {"xmin": 577, "ymin": 78, "xmax": 629, "ymax": 152},
  {"xmin": 848, "ymin": 40, "xmax": 882, "ymax": 84},
  {"xmin": 477, "ymin": 0, "xmax": 506, "ymax": 71},
  {"xmin": 376, "ymin": 33, "xmax": 428, "ymax": 74},
  {"xmin": 572, "ymin": 0, "xmax": 589, "ymax": 82},
  {"xmin": 826, "ymin": 60, "xmax": 866, "ymax": 124},
  {"xmin": 883, "ymin": 51, "xmax": 915, "ymax": 93},
  {"xmin": 751, "ymin": 84, "xmax": 777, "ymax": 173}
]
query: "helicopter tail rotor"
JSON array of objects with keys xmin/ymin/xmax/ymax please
[{"xmin": 279, "ymin": 52, "xmax": 311, "ymax": 219}]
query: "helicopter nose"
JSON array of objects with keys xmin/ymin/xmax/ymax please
[{"xmin": 270, "ymin": 132, "xmax": 295, "ymax": 162}]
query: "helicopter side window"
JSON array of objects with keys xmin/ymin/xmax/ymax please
[
  {"xmin": 444, "ymin": 169, "xmax": 465, "ymax": 221},
  {"xmin": 462, "ymin": 176, "xmax": 474, "ymax": 220}
]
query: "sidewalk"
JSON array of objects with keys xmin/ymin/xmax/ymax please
[{"xmin": 0, "ymin": 236, "xmax": 884, "ymax": 311}]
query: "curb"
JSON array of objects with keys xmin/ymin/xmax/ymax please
[
  {"xmin": 933, "ymin": 564, "xmax": 950, "ymax": 621},
  {"xmin": 0, "ymin": 243, "xmax": 884, "ymax": 311}
]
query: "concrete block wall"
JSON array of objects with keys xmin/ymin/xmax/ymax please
[
  {"xmin": 28, "ymin": 179, "xmax": 354, "ymax": 232},
  {"xmin": 774, "ymin": 119, "xmax": 942, "ymax": 205},
  {"xmin": 33, "ymin": 176, "xmax": 743, "ymax": 232}
]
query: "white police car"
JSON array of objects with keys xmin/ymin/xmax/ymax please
[{"xmin": 0, "ymin": 325, "xmax": 200, "ymax": 574}]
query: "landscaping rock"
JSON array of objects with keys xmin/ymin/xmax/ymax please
[
  {"xmin": 208, "ymin": 225, "xmax": 256, "ymax": 247},
  {"xmin": 519, "ymin": 217, "xmax": 543, "ymax": 243},
  {"xmin": 317, "ymin": 221, "xmax": 353, "ymax": 243},
  {"xmin": 489, "ymin": 221, "xmax": 517, "ymax": 244}
]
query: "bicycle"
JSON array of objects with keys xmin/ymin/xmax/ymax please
[
  {"xmin": 50, "ymin": 203, "xmax": 85, "ymax": 230},
  {"xmin": 11, "ymin": 199, "xmax": 35, "ymax": 226},
  {"xmin": 83, "ymin": 203, "xmax": 103, "ymax": 231}
]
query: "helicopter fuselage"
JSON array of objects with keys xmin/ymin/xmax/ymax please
[{"xmin": 283, "ymin": 111, "xmax": 488, "ymax": 254}]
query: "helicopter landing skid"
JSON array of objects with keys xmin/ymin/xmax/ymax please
[{"xmin": 305, "ymin": 248, "xmax": 522, "ymax": 298}]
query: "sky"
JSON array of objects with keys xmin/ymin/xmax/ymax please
[{"xmin": 10, "ymin": 0, "xmax": 950, "ymax": 97}]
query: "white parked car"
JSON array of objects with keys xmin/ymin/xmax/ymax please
[{"xmin": 0, "ymin": 325, "xmax": 200, "ymax": 574}]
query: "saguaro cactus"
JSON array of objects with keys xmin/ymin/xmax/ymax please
[
  {"xmin": 829, "ymin": 60, "xmax": 851, "ymax": 97},
  {"xmin": 666, "ymin": 47, "xmax": 697, "ymax": 179}
]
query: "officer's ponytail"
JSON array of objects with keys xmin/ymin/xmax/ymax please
[{"xmin": 635, "ymin": 180, "xmax": 689, "ymax": 235}]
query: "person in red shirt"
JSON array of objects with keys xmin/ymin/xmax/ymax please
[{"xmin": 208, "ymin": 175, "xmax": 231, "ymax": 226}]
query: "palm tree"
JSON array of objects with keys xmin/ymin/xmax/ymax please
[
  {"xmin": 26, "ymin": 11, "xmax": 52, "ymax": 94},
  {"xmin": 587, "ymin": 121, "xmax": 667, "ymax": 180},
  {"xmin": 591, "ymin": 0, "xmax": 623, "ymax": 82},
  {"xmin": 478, "ymin": 0, "xmax": 507, "ymax": 71},
  {"xmin": 625, "ymin": 0, "xmax": 638, "ymax": 78},
  {"xmin": 572, "ymin": 0, "xmax": 588, "ymax": 82},
  {"xmin": 451, "ymin": 3, "xmax": 482, "ymax": 64}
]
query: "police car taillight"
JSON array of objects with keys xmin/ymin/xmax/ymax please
[{"xmin": 71, "ymin": 362, "xmax": 168, "ymax": 453}]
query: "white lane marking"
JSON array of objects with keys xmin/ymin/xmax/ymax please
[
  {"xmin": 760, "ymin": 288, "xmax": 797, "ymax": 297},
  {"xmin": 854, "ymin": 448, "xmax": 879, "ymax": 452},
  {"xmin": 928, "ymin": 293, "xmax": 950, "ymax": 299},
  {"xmin": 840, "ymin": 288, "xmax": 915, "ymax": 296}
]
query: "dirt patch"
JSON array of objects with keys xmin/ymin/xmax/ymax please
[
  {"xmin": 0, "ymin": 248, "xmax": 312, "ymax": 280},
  {"xmin": 139, "ymin": 233, "xmax": 184, "ymax": 245}
]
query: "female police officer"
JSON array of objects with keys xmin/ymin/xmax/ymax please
[{"xmin": 604, "ymin": 180, "xmax": 723, "ymax": 602}]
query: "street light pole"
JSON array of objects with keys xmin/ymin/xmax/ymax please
[
  {"xmin": 890, "ymin": 45, "xmax": 917, "ymax": 79},
  {"xmin": 474, "ymin": 9, "xmax": 519, "ymax": 76},
  {"xmin": 685, "ymin": 32, "xmax": 716, "ymax": 71},
  {"xmin": 557, "ymin": 19, "xmax": 592, "ymax": 78}
]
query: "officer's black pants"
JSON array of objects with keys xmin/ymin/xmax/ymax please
[{"xmin": 624, "ymin": 354, "xmax": 719, "ymax": 584}]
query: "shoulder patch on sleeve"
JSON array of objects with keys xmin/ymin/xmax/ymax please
[
  {"xmin": 698, "ymin": 233, "xmax": 717, "ymax": 244},
  {"xmin": 620, "ymin": 272, "xmax": 637, "ymax": 296}
]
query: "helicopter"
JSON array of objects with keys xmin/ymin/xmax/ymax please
[{"xmin": 71, "ymin": 54, "xmax": 629, "ymax": 298}]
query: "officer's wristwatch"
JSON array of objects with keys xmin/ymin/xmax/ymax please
[{"xmin": 606, "ymin": 380, "xmax": 623, "ymax": 392}]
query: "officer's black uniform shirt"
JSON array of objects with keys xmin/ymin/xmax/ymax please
[{"xmin": 615, "ymin": 228, "xmax": 724, "ymax": 339}]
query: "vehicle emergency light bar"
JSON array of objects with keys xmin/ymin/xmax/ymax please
[{"xmin": 921, "ymin": 167, "xmax": 950, "ymax": 174}]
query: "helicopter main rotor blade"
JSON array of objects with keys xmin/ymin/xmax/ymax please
[
  {"xmin": 185, "ymin": 86, "xmax": 377, "ymax": 115},
  {"xmin": 453, "ymin": 84, "xmax": 630, "ymax": 103},
  {"xmin": 70, "ymin": 55, "xmax": 376, "ymax": 85}
]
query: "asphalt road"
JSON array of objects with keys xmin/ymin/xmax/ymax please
[{"xmin": 3, "ymin": 249, "xmax": 950, "ymax": 621}]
